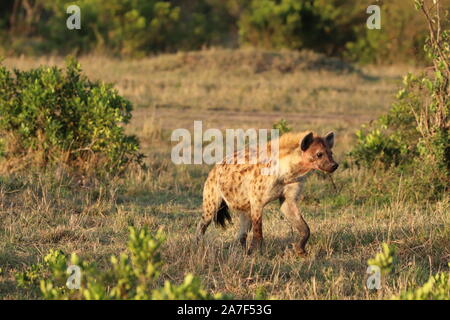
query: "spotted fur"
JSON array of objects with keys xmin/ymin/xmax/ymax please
[{"xmin": 196, "ymin": 131, "xmax": 338, "ymax": 255}]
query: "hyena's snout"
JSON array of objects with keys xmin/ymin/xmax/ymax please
[
  {"xmin": 329, "ymin": 162, "xmax": 339, "ymax": 173},
  {"xmin": 321, "ymin": 158, "xmax": 338, "ymax": 173}
]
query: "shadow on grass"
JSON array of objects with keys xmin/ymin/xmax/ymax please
[
  {"xmin": 118, "ymin": 190, "xmax": 202, "ymax": 209},
  {"xmin": 194, "ymin": 221, "xmax": 448, "ymax": 271}
]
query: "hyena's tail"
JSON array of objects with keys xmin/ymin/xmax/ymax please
[
  {"xmin": 214, "ymin": 200, "xmax": 232, "ymax": 228},
  {"xmin": 197, "ymin": 168, "xmax": 232, "ymax": 239}
]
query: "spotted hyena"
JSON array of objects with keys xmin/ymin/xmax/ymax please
[{"xmin": 196, "ymin": 131, "xmax": 338, "ymax": 255}]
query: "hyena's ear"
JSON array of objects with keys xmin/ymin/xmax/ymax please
[
  {"xmin": 300, "ymin": 132, "xmax": 314, "ymax": 152},
  {"xmin": 324, "ymin": 131, "xmax": 335, "ymax": 148}
]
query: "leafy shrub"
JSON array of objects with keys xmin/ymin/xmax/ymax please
[
  {"xmin": 237, "ymin": 0, "xmax": 437, "ymax": 63},
  {"xmin": 16, "ymin": 227, "xmax": 228, "ymax": 300},
  {"xmin": 367, "ymin": 244, "xmax": 450, "ymax": 300},
  {"xmin": 175, "ymin": 0, "xmax": 241, "ymax": 51},
  {"xmin": 345, "ymin": 1, "xmax": 432, "ymax": 64},
  {"xmin": 348, "ymin": 1, "xmax": 449, "ymax": 197},
  {"xmin": 238, "ymin": 0, "xmax": 332, "ymax": 52},
  {"xmin": 349, "ymin": 80, "xmax": 422, "ymax": 169},
  {"xmin": 39, "ymin": 0, "xmax": 181, "ymax": 56},
  {"xmin": 368, "ymin": 243, "xmax": 396, "ymax": 275},
  {"xmin": 2, "ymin": 0, "xmax": 235, "ymax": 56},
  {"xmin": 272, "ymin": 118, "xmax": 292, "ymax": 135},
  {"xmin": 393, "ymin": 265, "xmax": 450, "ymax": 300},
  {"xmin": 0, "ymin": 58, "xmax": 142, "ymax": 174}
]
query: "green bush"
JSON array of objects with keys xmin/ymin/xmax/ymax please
[
  {"xmin": 239, "ymin": 0, "xmax": 421, "ymax": 60},
  {"xmin": 348, "ymin": 1, "xmax": 449, "ymax": 197},
  {"xmin": 272, "ymin": 118, "xmax": 292, "ymax": 136},
  {"xmin": 41, "ymin": 0, "xmax": 181, "ymax": 56},
  {"xmin": 16, "ymin": 227, "xmax": 228, "ymax": 300},
  {"xmin": 348, "ymin": 79, "xmax": 422, "ymax": 169},
  {"xmin": 367, "ymin": 244, "xmax": 450, "ymax": 300},
  {"xmin": 238, "ymin": 0, "xmax": 329, "ymax": 51},
  {"xmin": 393, "ymin": 265, "xmax": 450, "ymax": 300},
  {"xmin": 0, "ymin": 58, "xmax": 142, "ymax": 174},
  {"xmin": 345, "ymin": 1, "xmax": 431, "ymax": 64},
  {"xmin": 175, "ymin": 0, "xmax": 241, "ymax": 51},
  {"xmin": 2, "ymin": 0, "xmax": 236, "ymax": 56},
  {"xmin": 368, "ymin": 243, "xmax": 396, "ymax": 275}
]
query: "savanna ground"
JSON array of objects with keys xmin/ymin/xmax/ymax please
[{"xmin": 0, "ymin": 49, "xmax": 448, "ymax": 299}]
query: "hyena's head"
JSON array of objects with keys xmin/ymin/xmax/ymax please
[{"xmin": 300, "ymin": 132, "xmax": 338, "ymax": 173}]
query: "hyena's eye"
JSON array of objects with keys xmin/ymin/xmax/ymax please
[{"xmin": 316, "ymin": 152, "xmax": 323, "ymax": 158}]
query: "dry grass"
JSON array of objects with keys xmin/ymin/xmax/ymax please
[{"xmin": 0, "ymin": 49, "xmax": 448, "ymax": 299}]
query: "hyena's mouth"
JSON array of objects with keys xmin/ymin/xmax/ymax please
[
  {"xmin": 327, "ymin": 163, "xmax": 339, "ymax": 173},
  {"xmin": 320, "ymin": 163, "xmax": 339, "ymax": 173}
]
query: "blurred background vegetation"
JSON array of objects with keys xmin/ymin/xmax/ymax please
[{"xmin": 1, "ymin": 0, "xmax": 449, "ymax": 64}]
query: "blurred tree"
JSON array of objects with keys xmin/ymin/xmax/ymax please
[
  {"xmin": 173, "ymin": 0, "xmax": 244, "ymax": 49},
  {"xmin": 238, "ymin": 0, "xmax": 366, "ymax": 56},
  {"xmin": 40, "ymin": 0, "xmax": 181, "ymax": 55},
  {"xmin": 345, "ymin": 0, "xmax": 433, "ymax": 64},
  {"xmin": 0, "ymin": 0, "xmax": 448, "ymax": 64}
]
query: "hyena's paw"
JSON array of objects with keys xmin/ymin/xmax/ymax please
[
  {"xmin": 238, "ymin": 235, "xmax": 247, "ymax": 249},
  {"xmin": 195, "ymin": 234, "xmax": 203, "ymax": 245},
  {"xmin": 292, "ymin": 243, "xmax": 308, "ymax": 257},
  {"xmin": 195, "ymin": 220, "xmax": 209, "ymax": 243},
  {"xmin": 246, "ymin": 239, "xmax": 264, "ymax": 255}
]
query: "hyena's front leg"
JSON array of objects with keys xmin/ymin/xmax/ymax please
[
  {"xmin": 247, "ymin": 205, "xmax": 264, "ymax": 254},
  {"xmin": 280, "ymin": 200, "xmax": 310, "ymax": 256},
  {"xmin": 237, "ymin": 212, "xmax": 252, "ymax": 248}
]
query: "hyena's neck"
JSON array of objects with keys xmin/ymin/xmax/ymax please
[
  {"xmin": 278, "ymin": 156, "xmax": 312, "ymax": 184},
  {"xmin": 282, "ymin": 168, "xmax": 313, "ymax": 185}
]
